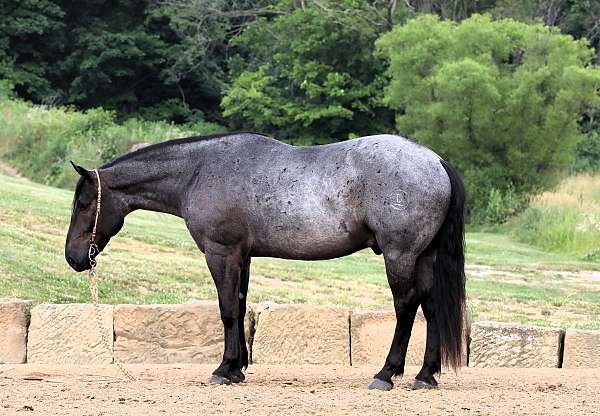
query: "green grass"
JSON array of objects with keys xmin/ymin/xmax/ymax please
[
  {"xmin": 512, "ymin": 175, "xmax": 600, "ymax": 260},
  {"xmin": 1, "ymin": 173, "xmax": 599, "ymax": 329}
]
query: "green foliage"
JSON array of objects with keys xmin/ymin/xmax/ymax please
[
  {"xmin": 0, "ymin": 0, "xmax": 65, "ymax": 100},
  {"xmin": 487, "ymin": 0, "xmax": 600, "ymax": 51},
  {"xmin": 0, "ymin": 98, "xmax": 224, "ymax": 188},
  {"xmin": 0, "ymin": 0, "xmax": 231, "ymax": 121},
  {"xmin": 222, "ymin": 5, "xmax": 394, "ymax": 140},
  {"xmin": 514, "ymin": 205, "xmax": 600, "ymax": 259},
  {"xmin": 1, "ymin": 0, "xmax": 600, "ymax": 131},
  {"xmin": 0, "ymin": 80, "xmax": 14, "ymax": 98},
  {"xmin": 573, "ymin": 132, "xmax": 600, "ymax": 172},
  {"xmin": 512, "ymin": 175, "xmax": 600, "ymax": 259},
  {"xmin": 480, "ymin": 186, "xmax": 522, "ymax": 224},
  {"xmin": 377, "ymin": 14, "xmax": 600, "ymax": 216}
]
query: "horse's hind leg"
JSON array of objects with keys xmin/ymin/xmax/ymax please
[
  {"xmin": 368, "ymin": 248, "xmax": 420, "ymax": 391},
  {"xmin": 237, "ymin": 257, "xmax": 251, "ymax": 373},
  {"xmin": 413, "ymin": 252, "xmax": 441, "ymax": 389}
]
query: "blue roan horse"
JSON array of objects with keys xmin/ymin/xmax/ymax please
[{"xmin": 65, "ymin": 133, "xmax": 466, "ymax": 391}]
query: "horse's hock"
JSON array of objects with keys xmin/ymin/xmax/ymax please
[{"xmin": 1, "ymin": 299, "xmax": 600, "ymax": 368}]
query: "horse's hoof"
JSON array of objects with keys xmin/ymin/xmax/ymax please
[
  {"xmin": 229, "ymin": 371, "xmax": 245, "ymax": 383},
  {"xmin": 412, "ymin": 379, "xmax": 438, "ymax": 390},
  {"xmin": 368, "ymin": 378, "xmax": 393, "ymax": 391},
  {"xmin": 209, "ymin": 374, "xmax": 231, "ymax": 385}
]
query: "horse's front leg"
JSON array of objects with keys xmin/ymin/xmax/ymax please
[{"xmin": 205, "ymin": 249, "xmax": 245, "ymax": 384}]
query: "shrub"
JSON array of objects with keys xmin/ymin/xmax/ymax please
[
  {"xmin": 222, "ymin": 7, "xmax": 393, "ymax": 140},
  {"xmin": 377, "ymin": 14, "xmax": 600, "ymax": 213},
  {"xmin": 573, "ymin": 132, "xmax": 600, "ymax": 173},
  {"xmin": 0, "ymin": 98, "xmax": 224, "ymax": 188},
  {"xmin": 483, "ymin": 187, "xmax": 522, "ymax": 224}
]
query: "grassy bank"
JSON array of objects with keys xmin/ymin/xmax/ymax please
[
  {"xmin": 1, "ymin": 173, "xmax": 599, "ymax": 329},
  {"xmin": 0, "ymin": 97, "xmax": 224, "ymax": 189},
  {"xmin": 512, "ymin": 175, "xmax": 600, "ymax": 261}
]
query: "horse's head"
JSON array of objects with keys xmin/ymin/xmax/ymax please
[{"xmin": 65, "ymin": 163, "xmax": 126, "ymax": 272}]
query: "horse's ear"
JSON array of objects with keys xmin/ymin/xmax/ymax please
[{"xmin": 70, "ymin": 161, "xmax": 91, "ymax": 180}]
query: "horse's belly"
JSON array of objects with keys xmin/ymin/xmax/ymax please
[{"xmin": 250, "ymin": 218, "xmax": 370, "ymax": 260}]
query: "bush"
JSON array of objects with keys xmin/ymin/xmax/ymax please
[
  {"xmin": 377, "ymin": 14, "xmax": 600, "ymax": 213},
  {"xmin": 482, "ymin": 187, "xmax": 522, "ymax": 224},
  {"xmin": 573, "ymin": 132, "xmax": 600, "ymax": 173},
  {"xmin": 0, "ymin": 80, "xmax": 14, "ymax": 98},
  {"xmin": 0, "ymin": 98, "xmax": 224, "ymax": 188}
]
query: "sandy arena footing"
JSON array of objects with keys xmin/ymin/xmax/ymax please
[{"xmin": 0, "ymin": 364, "xmax": 598, "ymax": 415}]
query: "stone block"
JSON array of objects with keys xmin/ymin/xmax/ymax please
[
  {"xmin": 252, "ymin": 304, "xmax": 350, "ymax": 365},
  {"xmin": 562, "ymin": 329, "xmax": 600, "ymax": 368},
  {"xmin": 27, "ymin": 304, "xmax": 113, "ymax": 364},
  {"xmin": 114, "ymin": 301, "xmax": 253, "ymax": 364},
  {"xmin": 469, "ymin": 321, "xmax": 563, "ymax": 368},
  {"xmin": 0, "ymin": 300, "xmax": 33, "ymax": 364}
]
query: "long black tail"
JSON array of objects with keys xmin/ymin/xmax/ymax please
[{"xmin": 432, "ymin": 159, "xmax": 467, "ymax": 370}]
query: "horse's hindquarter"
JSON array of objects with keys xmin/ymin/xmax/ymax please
[
  {"xmin": 187, "ymin": 134, "xmax": 450, "ymax": 260},
  {"xmin": 355, "ymin": 135, "xmax": 451, "ymax": 254}
]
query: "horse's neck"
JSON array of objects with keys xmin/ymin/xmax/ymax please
[{"xmin": 105, "ymin": 155, "xmax": 193, "ymax": 217}]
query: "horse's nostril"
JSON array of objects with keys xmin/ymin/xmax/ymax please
[{"xmin": 67, "ymin": 256, "xmax": 76, "ymax": 266}]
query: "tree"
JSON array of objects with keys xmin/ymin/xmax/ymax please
[
  {"xmin": 377, "ymin": 14, "xmax": 600, "ymax": 212},
  {"xmin": 221, "ymin": 3, "xmax": 395, "ymax": 141},
  {"xmin": 402, "ymin": 0, "xmax": 487, "ymax": 20},
  {"xmin": 0, "ymin": 0, "xmax": 238, "ymax": 121},
  {"xmin": 0, "ymin": 0, "xmax": 64, "ymax": 102},
  {"xmin": 486, "ymin": 0, "xmax": 600, "ymax": 57}
]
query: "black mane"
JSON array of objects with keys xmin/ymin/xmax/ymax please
[{"xmin": 100, "ymin": 131, "xmax": 270, "ymax": 169}]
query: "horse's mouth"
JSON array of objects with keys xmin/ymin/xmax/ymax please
[{"xmin": 66, "ymin": 255, "xmax": 92, "ymax": 272}]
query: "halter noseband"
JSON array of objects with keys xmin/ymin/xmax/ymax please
[{"xmin": 88, "ymin": 168, "xmax": 102, "ymax": 267}]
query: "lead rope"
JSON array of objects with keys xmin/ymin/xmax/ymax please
[{"xmin": 88, "ymin": 169, "xmax": 136, "ymax": 381}]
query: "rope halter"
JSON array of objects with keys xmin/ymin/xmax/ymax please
[{"xmin": 88, "ymin": 168, "xmax": 102, "ymax": 268}]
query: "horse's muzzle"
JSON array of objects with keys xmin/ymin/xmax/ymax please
[{"xmin": 65, "ymin": 251, "xmax": 91, "ymax": 272}]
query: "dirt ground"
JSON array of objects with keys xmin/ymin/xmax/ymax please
[{"xmin": 0, "ymin": 364, "xmax": 597, "ymax": 415}]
